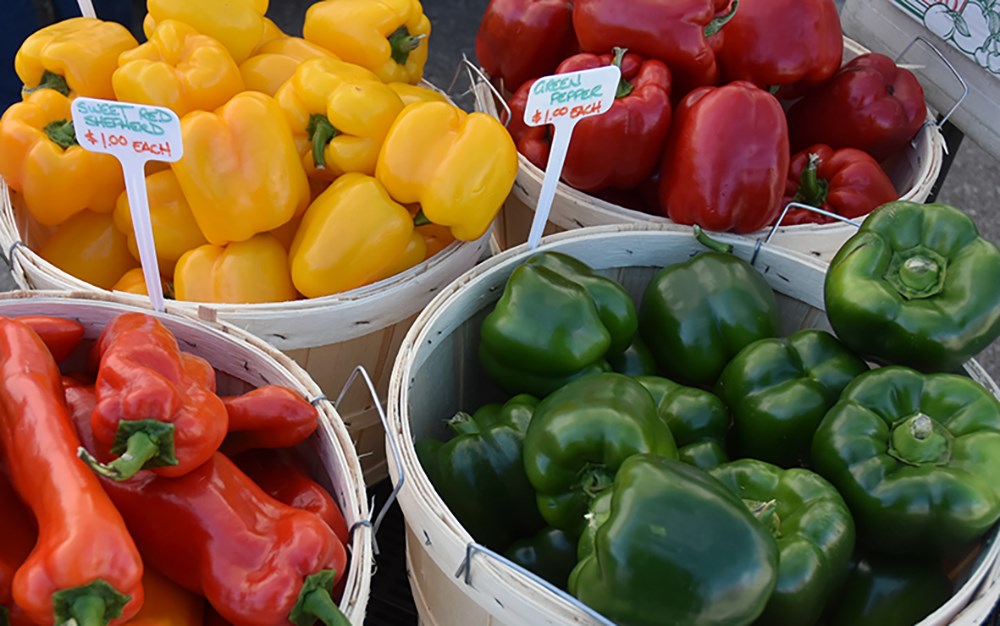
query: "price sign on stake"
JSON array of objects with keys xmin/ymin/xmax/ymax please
[
  {"xmin": 523, "ymin": 65, "xmax": 620, "ymax": 249},
  {"xmin": 71, "ymin": 97, "xmax": 183, "ymax": 312}
]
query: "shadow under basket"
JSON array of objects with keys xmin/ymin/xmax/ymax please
[{"xmin": 387, "ymin": 224, "xmax": 1000, "ymax": 626}]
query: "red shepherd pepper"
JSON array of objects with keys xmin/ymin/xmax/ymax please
[
  {"xmin": 779, "ymin": 144, "xmax": 898, "ymax": 225},
  {"xmin": 15, "ymin": 315, "xmax": 85, "ymax": 363},
  {"xmin": 80, "ymin": 313, "xmax": 228, "ymax": 481},
  {"xmin": 717, "ymin": 0, "xmax": 842, "ymax": 94},
  {"xmin": 476, "ymin": 0, "xmax": 577, "ymax": 91},
  {"xmin": 232, "ymin": 447, "xmax": 350, "ymax": 546},
  {"xmin": 96, "ymin": 452, "xmax": 351, "ymax": 626},
  {"xmin": 508, "ymin": 48, "xmax": 672, "ymax": 193},
  {"xmin": 658, "ymin": 80, "xmax": 789, "ymax": 233},
  {"xmin": 573, "ymin": 0, "xmax": 738, "ymax": 95},
  {"xmin": 0, "ymin": 465, "xmax": 36, "ymax": 626},
  {"xmin": 786, "ymin": 53, "xmax": 927, "ymax": 161},
  {"xmin": 220, "ymin": 386, "xmax": 319, "ymax": 456},
  {"xmin": 0, "ymin": 318, "xmax": 144, "ymax": 626}
]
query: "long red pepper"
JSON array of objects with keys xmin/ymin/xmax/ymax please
[
  {"xmin": 79, "ymin": 313, "xmax": 228, "ymax": 481},
  {"xmin": 15, "ymin": 316, "xmax": 85, "ymax": 363},
  {"xmin": 0, "ymin": 464, "xmax": 36, "ymax": 626},
  {"xmin": 220, "ymin": 386, "xmax": 319, "ymax": 456},
  {"xmin": 0, "ymin": 318, "xmax": 143, "ymax": 626}
]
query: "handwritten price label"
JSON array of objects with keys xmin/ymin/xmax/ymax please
[
  {"xmin": 521, "ymin": 65, "xmax": 620, "ymax": 249},
  {"xmin": 71, "ymin": 98, "xmax": 182, "ymax": 162}
]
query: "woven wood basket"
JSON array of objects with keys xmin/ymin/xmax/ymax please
[
  {"xmin": 0, "ymin": 290, "xmax": 373, "ymax": 624},
  {"xmin": 386, "ymin": 225, "xmax": 1000, "ymax": 626},
  {"xmin": 479, "ymin": 37, "xmax": 946, "ymax": 260}
]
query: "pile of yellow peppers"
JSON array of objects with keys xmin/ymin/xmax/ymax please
[{"xmin": 0, "ymin": 0, "xmax": 518, "ymax": 302}]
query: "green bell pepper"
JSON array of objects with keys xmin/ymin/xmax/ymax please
[
  {"xmin": 608, "ymin": 335, "xmax": 657, "ymax": 377},
  {"xmin": 503, "ymin": 526, "xmax": 578, "ymax": 590},
  {"xmin": 811, "ymin": 366, "xmax": 1000, "ymax": 556},
  {"xmin": 522, "ymin": 372, "xmax": 677, "ymax": 534},
  {"xmin": 635, "ymin": 375, "xmax": 730, "ymax": 470},
  {"xmin": 569, "ymin": 455, "xmax": 779, "ymax": 626},
  {"xmin": 639, "ymin": 228, "xmax": 780, "ymax": 387},
  {"xmin": 716, "ymin": 329, "xmax": 868, "ymax": 468},
  {"xmin": 479, "ymin": 251, "xmax": 636, "ymax": 397},
  {"xmin": 826, "ymin": 553, "xmax": 952, "ymax": 626},
  {"xmin": 416, "ymin": 394, "xmax": 545, "ymax": 551},
  {"xmin": 825, "ymin": 201, "xmax": 1000, "ymax": 373},
  {"xmin": 709, "ymin": 459, "xmax": 856, "ymax": 626}
]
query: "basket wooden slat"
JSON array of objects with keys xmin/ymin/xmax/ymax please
[{"xmin": 386, "ymin": 225, "xmax": 1000, "ymax": 626}]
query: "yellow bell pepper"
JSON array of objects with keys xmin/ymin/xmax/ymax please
[
  {"xmin": 275, "ymin": 57, "xmax": 405, "ymax": 180},
  {"xmin": 371, "ymin": 230, "xmax": 426, "ymax": 283},
  {"xmin": 241, "ymin": 36, "xmax": 338, "ymax": 97},
  {"xmin": 388, "ymin": 82, "xmax": 449, "ymax": 106},
  {"xmin": 375, "ymin": 101, "xmax": 518, "ymax": 241},
  {"xmin": 269, "ymin": 214, "xmax": 303, "ymax": 251},
  {"xmin": 171, "ymin": 91, "xmax": 310, "ymax": 245},
  {"xmin": 0, "ymin": 89, "xmax": 124, "ymax": 226},
  {"xmin": 303, "ymin": 0, "xmax": 431, "ymax": 84},
  {"xmin": 253, "ymin": 18, "xmax": 287, "ymax": 54},
  {"xmin": 15, "ymin": 17, "xmax": 138, "ymax": 100},
  {"xmin": 38, "ymin": 210, "xmax": 139, "ymax": 289},
  {"xmin": 113, "ymin": 169, "xmax": 208, "ymax": 277},
  {"xmin": 418, "ymin": 222, "xmax": 456, "ymax": 259},
  {"xmin": 126, "ymin": 566, "xmax": 204, "ymax": 626},
  {"xmin": 290, "ymin": 173, "xmax": 416, "ymax": 297},
  {"xmin": 111, "ymin": 268, "xmax": 175, "ymax": 299},
  {"xmin": 113, "ymin": 20, "xmax": 245, "ymax": 118},
  {"xmin": 174, "ymin": 233, "xmax": 298, "ymax": 304},
  {"xmin": 146, "ymin": 0, "xmax": 269, "ymax": 63}
]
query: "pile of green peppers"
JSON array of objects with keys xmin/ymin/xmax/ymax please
[{"xmin": 417, "ymin": 203, "xmax": 1000, "ymax": 626}]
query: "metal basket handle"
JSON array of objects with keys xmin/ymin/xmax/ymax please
[
  {"xmin": 448, "ymin": 54, "xmax": 512, "ymax": 127},
  {"xmin": 896, "ymin": 36, "xmax": 969, "ymax": 131},
  {"xmin": 750, "ymin": 202, "xmax": 863, "ymax": 266}
]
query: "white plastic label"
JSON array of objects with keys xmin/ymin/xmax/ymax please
[
  {"xmin": 521, "ymin": 65, "xmax": 620, "ymax": 249},
  {"xmin": 71, "ymin": 97, "xmax": 183, "ymax": 312}
]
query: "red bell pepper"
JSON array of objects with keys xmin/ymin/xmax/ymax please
[
  {"xmin": 0, "ymin": 465, "xmax": 36, "ymax": 626},
  {"xmin": 80, "ymin": 313, "xmax": 228, "ymax": 481},
  {"xmin": 476, "ymin": 0, "xmax": 577, "ymax": 91},
  {"xmin": 15, "ymin": 315, "xmax": 85, "ymax": 363},
  {"xmin": 717, "ymin": 0, "xmax": 842, "ymax": 94},
  {"xmin": 232, "ymin": 447, "xmax": 350, "ymax": 546},
  {"xmin": 508, "ymin": 48, "xmax": 672, "ymax": 193},
  {"xmin": 785, "ymin": 53, "xmax": 927, "ymax": 161},
  {"xmin": 220, "ymin": 385, "xmax": 319, "ymax": 456},
  {"xmin": 573, "ymin": 0, "xmax": 738, "ymax": 95},
  {"xmin": 96, "ymin": 452, "xmax": 351, "ymax": 626},
  {"xmin": 0, "ymin": 318, "xmax": 143, "ymax": 626},
  {"xmin": 779, "ymin": 144, "xmax": 898, "ymax": 225},
  {"xmin": 658, "ymin": 80, "xmax": 789, "ymax": 233}
]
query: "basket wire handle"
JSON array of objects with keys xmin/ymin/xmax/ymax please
[
  {"xmin": 750, "ymin": 202, "xmax": 862, "ymax": 266},
  {"xmin": 449, "ymin": 54, "xmax": 512, "ymax": 127},
  {"xmin": 454, "ymin": 541, "xmax": 616, "ymax": 626},
  {"xmin": 895, "ymin": 36, "xmax": 968, "ymax": 130},
  {"xmin": 334, "ymin": 365, "xmax": 404, "ymax": 555}
]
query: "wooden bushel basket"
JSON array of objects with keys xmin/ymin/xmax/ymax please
[
  {"xmin": 478, "ymin": 38, "xmax": 946, "ymax": 260},
  {"xmin": 0, "ymin": 290, "xmax": 373, "ymax": 624},
  {"xmin": 386, "ymin": 225, "xmax": 1000, "ymax": 626}
]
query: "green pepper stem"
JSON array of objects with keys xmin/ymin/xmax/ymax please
[
  {"xmin": 45, "ymin": 120, "xmax": 79, "ymax": 150},
  {"xmin": 51, "ymin": 580, "xmax": 130, "ymax": 626},
  {"xmin": 886, "ymin": 246, "xmax": 947, "ymax": 300},
  {"xmin": 77, "ymin": 430, "xmax": 161, "ymax": 481},
  {"xmin": 611, "ymin": 47, "xmax": 634, "ymax": 99},
  {"xmin": 447, "ymin": 411, "xmax": 479, "ymax": 436},
  {"xmin": 388, "ymin": 27, "xmax": 426, "ymax": 66},
  {"xmin": 899, "ymin": 256, "xmax": 940, "ymax": 293},
  {"xmin": 693, "ymin": 225, "xmax": 734, "ymax": 254},
  {"xmin": 23, "ymin": 70, "xmax": 71, "ymax": 97},
  {"xmin": 705, "ymin": 0, "xmax": 739, "ymax": 36},
  {"xmin": 413, "ymin": 210, "xmax": 432, "ymax": 227},
  {"xmin": 792, "ymin": 153, "xmax": 829, "ymax": 208},
  {"xmin": 307, "ymin": 114, "xmax": 339, "ymax": 170},
  {"xmin": 889, "ymin": 413, "xmax": 952, "ymax": 467},
  {"xmin": 289, "ymin": 571, "xmax": 352, "ymax": 626}
]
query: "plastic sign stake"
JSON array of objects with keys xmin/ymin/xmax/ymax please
[
  {"xmin": 71, "ymin": 97, "xmax": 183, "ymax": 312},
  {"xmin": 523, "ymin": 65, "xmax": 620, "ymax": 249}
]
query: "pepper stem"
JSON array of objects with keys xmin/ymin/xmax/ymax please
[
  {"xmin": 23, "ymin": 70, "xmax": 71, "ymax": 97},
  {"xmin": 45, "ymin": 120, "xmax": 79, "ymax": 150},
  {"xmin": 288, "ymin": 571, "xmax": 352, "ymax": 626},
  {"xmin": 888, "ymin": 412, "xmax": 952, "ymax": 467},
  {"xmin": 748, "ymin": 499, "xmax": 781, "ymax": 538},
  {"xmin": 885, "ymin": 246, "xmax": 947, "ymax": 300},
  {"xmin": 413, "ymin": 210, "xmax": 432, "ymax": 227},
  {"xmin": 611, "ymin": 48, "xmax": 633, "ymax": 99},
  {"xmin": 899, "ymin": 256, "xmax": 940, "ymax": 293},
  {"xmin": 792, "ymin": 153, "xmax": 829, "ymax": 208},
  {"xmin": 705, "ymin": 0, "xmax": 739, "ymax": 37},
  {"xmin": 694, "ymin": 224, "xmax": 734, "ymax": 254},
  {"xmin": 306, "ymin": 114, "xmax": 339, "ymax": 170},
  {"xmin": 51, "ymin": 580, "xmax": 130, "ymax": 626},
  {"xmin": 1, "ymin": 606, "xmax": 9, "ymax": 626},
  {"xmin": 388, "ymin": 26, "xmax": 426, "ymax": 66},
  {"xmin": 78, "ymin": 420, "xmax": 177, "ymax": 481},
  {"xmin": 575, "ymin": 464, "xmax": 615, "ymax": 498},
  {"xmin": 447, "ymin": 411, "xmax": 480, "ymax": 436}
]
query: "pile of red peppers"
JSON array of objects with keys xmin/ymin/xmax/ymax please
[
  {"xmin": 0, "ymin": 313, "xmax": 352, "ymax": 626},
  {"xmin": 478, "ymin": 0, "xmax": 926, "ymax": 230}
]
